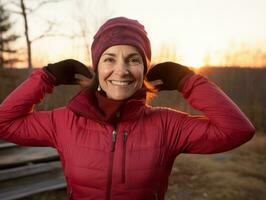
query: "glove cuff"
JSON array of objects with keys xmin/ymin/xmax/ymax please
[
  {"xmin": 177, "ymin": 71, "xmax": 194, "ymax": 91},
  {"xmin": 43, "ymin": 66, "xmax": 58, "ymax": 86}
]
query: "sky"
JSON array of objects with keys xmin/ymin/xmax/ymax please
[{"xmin": 3, "ymin": 0, "xmax": 266, "ymax": 68}]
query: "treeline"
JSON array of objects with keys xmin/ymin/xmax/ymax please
[{"xmin": 0, "ymin": 67, "xmax": 265, "ymax": 132}]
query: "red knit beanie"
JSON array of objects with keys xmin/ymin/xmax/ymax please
[{"xmin": 91, "ymin": 17, "xmax": 151, "ymax": 73}]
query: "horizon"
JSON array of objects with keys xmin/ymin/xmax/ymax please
[{"xmin": 1, "ymin": 0, "xmax": 266, "ymax": 69}]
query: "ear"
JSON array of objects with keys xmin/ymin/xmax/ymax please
[{"xmin": 75, "ymin": 71, "xmax": 99, "ymax": 91}]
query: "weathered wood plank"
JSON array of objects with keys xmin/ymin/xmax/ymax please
[
  {"xmin": 0, "ymin": 146, "xmax": 59, "ymax": 169},
  {"xmin": 0, "ymin": 161, "xmax": 61, "ymax": 181},
  {"xmin": 0, "ymin": 142, "xmax": 17, "ymax": 149},
  {"xmin": 0, "ymin": 169, "xmax": 66, "ymax": 200}
]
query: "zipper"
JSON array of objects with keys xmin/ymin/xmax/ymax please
[
  {"xmin": 106, "ymin": 130, "xmax": 117, "ymax": 200},
  {"xmin": 153, "ymin": 193, "xmax": 159, "ymax": 200},
  {"xmin": 121, "ymin": 131, "xmax": 128, "ymax": 183},
  {"xmin": 111, "ymin": 130, "xmax": 117, "ymax": 152},
  {"xmin": 69, "ymin": 189, "xmax": 73, "ymax": 200}
]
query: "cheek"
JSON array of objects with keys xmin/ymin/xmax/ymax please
[
  {"xmin": 133, "ymin": 69, "xmax": 144, "ymax": 82},
  {"xmin": 98, "ymin": 68, "xmax": 110, "ymax": 84},
  {"xmin": 132, "ymin": 71, "xmax": 144, "ymax": 90}
]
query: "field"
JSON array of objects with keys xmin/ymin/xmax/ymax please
[{"xmin": 167, "ymin": 133, "xmax": 266, "ymax": 200}]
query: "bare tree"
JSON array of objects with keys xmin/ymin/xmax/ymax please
[
  {"xmin": 4, "ymin": 0, "xmax": 67, "ymax": 69},
  {"xmin": 3, "ymin": 0, "xmax": 111, "ymax": 69},
  {"xmin": 19, "ymin": 0, "xmax": 32, "ymax": 69},
  {"xmin": 0, "ymin": 2, "xmax": 19, "ymax": 68}
]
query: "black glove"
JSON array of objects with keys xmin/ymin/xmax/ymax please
[
  {"xmin": 146, "ymin": 62, "xmax": 194, "ymax": 91},
  {"xmin": 43, "ymin": 59, "xmax": 93, "ymax": 86}
]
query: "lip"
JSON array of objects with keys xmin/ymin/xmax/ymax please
[{"xmin": 108, "ymin": 80, "xmax": 134, "ymax": 86}]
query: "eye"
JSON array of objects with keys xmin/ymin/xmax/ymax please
[
  {"xmin": 104, "ymin": 57, "xmax": 115, "ymax": 63},
  {"xmin": 128, "ymin": 56, "xmax": 142, "ymax": 65}
]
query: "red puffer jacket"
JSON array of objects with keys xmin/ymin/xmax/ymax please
[{"xmin": 0, "ymin": 70, "xmax": 255, "ymax": 200}]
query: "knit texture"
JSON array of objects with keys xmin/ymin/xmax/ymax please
[{"xmin": 91, "ymin": 17, "xmax": 151, "ymax": 73}]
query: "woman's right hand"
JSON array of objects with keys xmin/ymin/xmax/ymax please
[{"xmin": 43, "ymin": 59, "xmax": 96, "ymax": 89}]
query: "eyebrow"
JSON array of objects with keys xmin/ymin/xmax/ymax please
[
  {"xmin": 126, "ymin": 53, "xmax": 141, "ymax": 58},
  {"xmin": 102, "ymin": 53, "xmax": 116, "ymax": 57},
  {"xmin": 102, "ymin": 53, "xmax": 141, "ymax": 58}
]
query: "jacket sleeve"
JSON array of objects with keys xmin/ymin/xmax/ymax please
[
  {"xmin": 0, "ymin": 69, "xmax": 58, "ymax": 147},
  {"xmin": 165, "ymin": 74, "xmax": 255, "ymax": 154}
]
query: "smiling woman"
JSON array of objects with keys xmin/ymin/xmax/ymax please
[
  {"xmin": 98, "ymin": 45, "xmax": 144, "ymax": 100},
  {"xmin": 0, "ymin": 16, "xmax": 255, "ymax": 200}
]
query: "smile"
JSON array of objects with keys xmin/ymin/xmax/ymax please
[{"xmin": 108, "ymin": 80, "xmax": 134, "ymax": 86}]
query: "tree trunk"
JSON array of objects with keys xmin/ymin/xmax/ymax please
[
  {"xmin": 0, "ymin": 32, "xmax": 3, "ymax": 68},
  {"xmin": 20, "ymin": 0, "xmax": 32, "ymax": 70}
]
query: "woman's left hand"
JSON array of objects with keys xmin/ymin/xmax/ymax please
[
  {"xmin": 146, "ymin": 62, "xmax": 194, "ymax": 91},
  {"xmin": 75, "ymin": 68, "xmax": 98, "ymax": 91}
]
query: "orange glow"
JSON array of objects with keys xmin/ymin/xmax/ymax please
[{"xmin": 4, "ymin": 0, "xmax": 266, "ymax": 69}]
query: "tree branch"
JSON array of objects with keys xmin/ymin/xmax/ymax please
[
  {"xmin": 31, "ymin": 32, "xmax": 79, "ymax": 42},
  {"xmin": 0, "ymin": 48, "xmax": 17, "ymax": 53},
  {"xmin": 31, "ymin": 21, "xmax": 54, "ymax": 42},
  {"xmin": 8, "ymin": 0, "xmax": 21, "ymax": 7},
  {"xmin": 30, "ymin": 20, "xmax": 78, "ymax": 42},
  {"xmin": 4, "ymin": 8, "xmax": 22, "ymax": 15},
  {"xmin": 27, "ymin": 0, "xmax": 68, "ymax": 14}
]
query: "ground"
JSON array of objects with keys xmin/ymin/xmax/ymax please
[
  {"xmin": 167, "ymin": 133, "xmax": 266, "ymax": 200},
  {"xmin": 21, "ymin": 133, "xmax": 266, "ymax": 200}
]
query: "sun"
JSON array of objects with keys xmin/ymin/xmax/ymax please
[
  {"xmin": 177, "ymin": 54, "xmax": 205, "ymax": 70},
  {"xmin": 189, "ymin": 63, "xmax": 204, "ymax": 69},
  {"xmin": 151, "ymin": 41, "xmax": 206, "ymax": 69}
]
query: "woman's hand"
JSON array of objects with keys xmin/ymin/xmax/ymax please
[
  {"xmin": 75, "ymin": 73, "xmax": 98, "ymax": 90},
  {"xmin": 43, "ymin": 59, "xmax": 95, "ymax": 87},
  {"xmin": 146, "ymin": 62, "xmax": 194, "ymax": 91}
]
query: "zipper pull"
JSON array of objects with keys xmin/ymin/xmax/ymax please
[
  {"xmin": 123, "ymin": 131, "xmax": 128, "ymax": 142},
  {"xmin": 112, "ymin": 130, "xmax": 117, "ymax": 151},
  {"xmin": 69, "ymin": 189, "xmax": 73, "ymax": 200},
  {"xmin": 153, "ymin": 193, "xmax": 159, "ymax": 200}
]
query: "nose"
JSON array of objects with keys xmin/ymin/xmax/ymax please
[{"xmin": 114, "ymin": 61, "xmax": 130, "ymax": 76}]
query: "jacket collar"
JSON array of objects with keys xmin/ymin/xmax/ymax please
[{"xmin": 67, "ymin": 89, "xmax": 146, "ymax": 124}]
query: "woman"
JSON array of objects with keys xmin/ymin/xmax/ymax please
[{"xmin": 0, "ymin": 17, "xmax": 255, "ymax": 200}]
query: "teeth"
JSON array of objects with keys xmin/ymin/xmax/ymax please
[{"xmin": 109, "ymin": 80, "xmax": 132, "ymax": 86}]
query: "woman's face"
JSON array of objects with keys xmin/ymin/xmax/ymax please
[{"xmin": 98, "ymin": 45, "xmax": 144, "ymax": 100}]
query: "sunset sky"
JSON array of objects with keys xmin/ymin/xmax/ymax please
[{"xmin": 3, "ymin": 0, "xmax": 266, "ymax": 68}]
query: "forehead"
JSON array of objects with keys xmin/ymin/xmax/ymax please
[{"xmin": 102, "ymin": 45, "xmax": 141, "ymax": 56}]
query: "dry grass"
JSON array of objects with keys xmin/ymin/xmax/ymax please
[
  {"xmin": 167, "ymin": 133, "xmax": 266, "ymax": 200},
  {"xmin": 21, "ymin": 134, "xmax": 266, "ymax": 200}
]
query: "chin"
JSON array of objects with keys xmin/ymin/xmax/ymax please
[{"xmin": 108, "ymin": 93, "xmax": 133, "ymax": 100}]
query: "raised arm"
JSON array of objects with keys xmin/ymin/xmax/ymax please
[
  {"xmin": 146, "ymin": 62, "xmax": 255, "ymax": 154},
  {"xmin": 0, "ymin": 69, "xmax": 57, "ymax": 146},
  {"xmin": 0, "ymin": 59, "xmax": 95, "ymax": 147}
]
